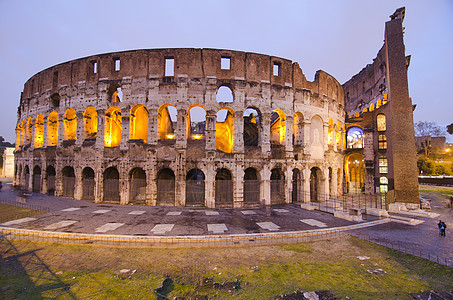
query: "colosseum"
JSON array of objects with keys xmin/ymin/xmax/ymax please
[{"xmin": 14, "ymin": 8, "xmax": 419, "ymax": 209}]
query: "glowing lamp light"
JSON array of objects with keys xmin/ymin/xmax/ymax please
[
  {"xmin": 192, "ymin": 134, "xmax": 203, "ymax": 140},
  {"xmin": 166, "ymin": 134, "xmax": 175, "ymax": 139}
]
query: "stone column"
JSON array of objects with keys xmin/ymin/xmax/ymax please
[
  {"xmin": 176, "ymin": 109, "xmax": 187, "ymax": 149},
  {"xmin": 205, "ymin": 111, "xmax": 216, "ymax": 151},
  {"xmin": 57, "ymin": 115, "xmax": 64, "ymax": 147},
  {"xmin": 233, "ymin": 111, "xmax": 244, "ymax": 153},
  {"xmin": 285, "ymin": 167, "xmax": 292, "ymax": 204},
  {"xmin": 95, "ymin": 109, "xmax": 105, "ymax": 149},
  {"xmin": 94, "ymin": 166, "xmax": 102, "ymax": 203},
  {"xmin": 43, "ymin": 116, "xmax": 48, "ymax": 148},
  {"xmin": 261, "ymin": 164, "xmax": 271, "ymax": 205},
  {"xmin": 234, "ymin": 164, "xmax": 244, "ymax": 208},
  {"xmin": 205, "ymin": 162, "xmax": 215, "ymax": 208},
  {"xmin": 285, "ymin": 115, "xmax": 293, "ymax": 152},
  {"xmin": 75, "ymin": 112, "xmax": 84, "ymax": 146},
  {"xmin": 120, "ymin": 108, "xmax": 130, "ymax": 150},
  {"xmin": 148, "ymin": 109, "xmax": 158, "ymax": 145},
  {"xmin": 323, "ymin": 122, "xmax": 329, "ymax": 150},
  {"xmin": 74, "ymin": 167, "xmax": 83, "ymax": 200},
  {"xmin": 303, "ymin": 120, "xmax": 311, "ymax": 152},
  {"xmin": 175, "ymin": 151, "xmax": 186, "ymax": 206},
  {"xmin": 261, "ymin": 112, "xmax": 271, "ymax": 154},
  {"xmin": 302, "ymin": 167, "xmax": 311, "ymax": 203}
]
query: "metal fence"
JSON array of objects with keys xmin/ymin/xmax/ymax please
[
  {"xmin": 157, "ymin": 179, "xmax": 175, "ymax": 206},
  {"xmin": 271, "ymin": 180, "xmax": 285, "ymax": 204},
  {"xmin": 244, "ymin": 180, "xmax": 260, "ymax": 205},
  {"xmin": 32, "ymin": 174, "xmax": 41, "ymax": 193},
  {"xmin": 103, "ymin": 179, "xmax": 120, "ymax": 202},
  {"xmin": 186, "ymin": 180, "xmax": 205, "ymax": 206},
  {"xmin": 82, "ymin": 178, "xmax": 95, "ymax": 201},
  {"xmin": 215, "ymin": 180, "xmax": 233, "ymax": 208},
  {"xmin": 47, "ymin": 175, "xmax": 55, "ymax": 195},
  {"xmin": 62, "ymin": 177, "xmax": 75, "ymax": 198},
  {"xmin": 129, "ymin": 178, "xmax": 146, "ymax": 204}
]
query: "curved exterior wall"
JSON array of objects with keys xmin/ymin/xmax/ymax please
[{"xmin": 14, "ymin": 48, "xmax": 346, "ymax": 207}]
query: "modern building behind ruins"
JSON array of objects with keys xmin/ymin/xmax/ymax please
[{"xmin": 13, "ymin": 8, "xmax": 419, "ymax": 209}]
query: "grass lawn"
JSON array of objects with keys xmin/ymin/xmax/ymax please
[
  {"xmin": 0, "ymin": 203, "xmax": 44, "ymax": 223},
  {"xmin": 1, "ymin": 236, "xmax": 452, "ymax": 299}
]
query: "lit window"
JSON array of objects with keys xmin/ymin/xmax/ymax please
[
  {"xmin": 165, "ymin": 58, "xmax": 174, "ymax": 76},
  {"xmin": 221, "ymin": 57, "xmax": 230, "ymax": 70},
  {"xmin": 273, "ymin": 63, "xmax": 280, "ymax": 76},
  {"xmin": 378, "ymin": 134, "xmax": 387, "ymax": 150},
  {"xmin": 379, "ymin": 177, "xmax": 388, "ymax": 193},
  {"xmin": 379, "ymin": 156, "xmax": 388, "ymax": 174},
  {"xmin": 114, "ymin": 59, "xmax": 120, "ymax": 71},
  {"xmin": 377, "ymin": 114, "xmax": 386, "ymax": 131},
  {"xmin": 93, "ymin": 61, "xmax": 97, "ymax": 74}
]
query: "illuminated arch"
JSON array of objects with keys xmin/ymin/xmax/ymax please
[
  {"xmin": 215, "ymin": 108, "xmax": 234, "ymax": 153},
  {"xmin": 369, "ymin": 103, "xmax": 375, "ymax": 111},
  {"xmin": 346, "ymin": 126, "xmax": 363, "ymax": 149},
  {"xmin": 216, "ymin": 85, "xmax": 233, "ymax": 103},
  {"xmin": 345, "ymin": 153, "xmax": 365, "ymax": 194},
  {"xmin": 104, "ymin": 106, "xmax": 122, "ymax": 147},
  {"xmin": 130, "ymin": 104, "xmax": 149, "ymax": 142},
  {"xmin": 83, "ymin": 106, "xmax": 97, "ymax": 139},
  {"xmin": 63, "ymin": 108, "xmax": 77, "ymax": 141},
  {"xmin": 293, "ymin": 112, "xmax": 304, "ymax": 146},
  {"xmin": 243, "ymin": 108, "xmax": 260, "ymax": 147},
  {"xmin": 26, "ymin": 117, "xmax": 33, "ymax": 145},
  {"xmin": 34, "ymin": 114, "xmax": 44, "ymax": 148},
  {"xmin": 377, "ymin": 114, "xmax": 386, "ymax": 131},
  {"xmin": 47, "ymin": 111, "xmax": 59, "ymax": 146},
  {"xmin": 327, "ymin": 119, "xmax": 334, "ymax": 146},
  {"xmin": 187, "ymin": 105, "xmax": 206, "ymax": 140},
  {"xmin": 270, "ymin": 109, "xmax": 286, "ymax": 145},
  {"xmin": 376, "ymin": 99, "xmax": 382, "ymax": 108},
  {"xmin": 158, "ymin": 103, "xmax": 176, "ymax": 140}
]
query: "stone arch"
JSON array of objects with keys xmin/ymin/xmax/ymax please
[
  {"xmin": 82, "ymin": 167, "xmax": 95, "ymax": 201},
  {"xmin": 345, "ymin": 153, "xmax": 365, "ymax": 194},
  {"xmin": 327, "ymin": 119, "xmax": 334, "ymax": 146},
  {"xmin": 157, "ymin": 168, "xmax": 176, "ymax": 206},
  {"xmin": 292, "ymin": 168, "xmax": 302, "ymax": 203},
  {"xmin": 130, "ymin": 104, "xmax": 149, "ymax": 143},
  {"xmin": 83, "ymin": 106, "xmax": 97, "ymax": 139},
  {"xmin": 270, "ymin": 109, "xmax": 286, "ymax": 145},
  {"xmin": 34, "ymin": 114, "xmax": 44, "ymax": 148},
  {"xmin": 158, "ymin": 103, "xmax": 177, "ymax": 140},
  {"xmin": 215, "ymin": 108, "xmax": 234, "ymax": 153},
  {"xmin": 270, "ymin": 167, "xmax": 285, "ymax": 204},
  {"xmin": 26, "ymin": 117, "xmax": 33, "ymax": 145},
  {"xmin": 62, "ymin": 166, "xmax": 75, "ymax": 198},
  {"xmin": 216, "ymin": 85, "xmax": 234, "ymax": 103},
  {"xmin": 310, "ymin": 167, "xmax": 324, "ymax": 202},
  {"xmin": 293, "ymin": 112, "xmax": 304, "ymax": 146},
  {"xmin": 186, "ymin": 168, "xmax": 205, "ymax": 206},
  {"xmin": 103, "ymin": 166, "xmax": 120, "ymax": 202},
  {"xmin": 244, "ymin": 167, "xmax": 260, "ymax": 205},
  {"xmin": 215, "ymin": 168, "xmax": 233, "ymax": 208},
  {"xmin": 108, "ymin": 83, "xmax": 122, "ymax": 103},
  {"xmin": 63, "ymin": 108, "xmax": 77, "ymax": 141},
  {"xmin": 50, "ymin": 93, "xmax": 60, "ymax": 108},
  {"xmin": 104, "ymin": 106, "xmax": 122, "ymax": 147},
  {"xmin": 187, "ymin": 105, "xmax": 206, "ymax": 140},
  {"xmin": 32, "ymin": 165, "xmax": 41, "ymax": 193},
  {"xmin": 46, "ymin": 166, "xmax": 56, "ymax": 195},
  {"xmin": 243, "ymin": 108, "xmax": 260, "ymax": 147},
  {"xmin": 47, "ymin": 111, "xmax": 59, "ymax": 146},
  {"xmin": 129, "ymin": 167, "xmax": 147, "ymax": 204}
]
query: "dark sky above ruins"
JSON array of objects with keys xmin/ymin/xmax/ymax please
[{"xmin": 0, "ymin": 0, "xmax": 452, "ymax": 143}]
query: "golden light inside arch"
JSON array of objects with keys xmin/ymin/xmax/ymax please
[
  {"xmin": 104, "ymin": 107, "xmax": 121, "ymax": 147},
  {"xmin": 47, "ymin": 111, "xmax": 58, "ymax": 146},
  {"xmin": 270, "ymin": 109, "xmax": 286, "ymax": 145},
  {"xmin": 34, "ymin": 114, "xmax": 44, "ymax": 148},
  {"xmin": 158, "ymin": 103, "xmax": 176, "ymax": 140},
  {"xmin": 130, "ymin": 104, "xmax": 149, "ymax": 143},
  {"xmin": 63, "ymin": 108, "xmax": 77, "ymax": 140},
  {"xmin": 215, "ymin": 108, "xmax": 234, "ymax": 153}
]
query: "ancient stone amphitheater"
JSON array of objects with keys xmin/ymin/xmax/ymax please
[{"xmin": 14, "ymin": 48, "xmax": 347, "ymax": 208}]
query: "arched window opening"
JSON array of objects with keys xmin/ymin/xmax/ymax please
[
  {"xmin": 130, "ymin": 168, "xmax": 147, "ymax": 204},
  {"xmin": 26, "ymin": 117, "xmax": 33, "ymax": 145},
  {"xmin": 63, "ymin": 108, "xmax": 77, "ymax": 141},
  {"xmin": 103, "ymin": 167, "xmax": 120, "ymax": 202},
  {"xmin": 82, "ymin": 167, "xmax": 95, "ymax": 201},
  {"xmin": 310, "ymin": 115, "xmax": 323, "ymax": 146},
  {"xmin": 215, "ymin": 168, "xmax": 233, "ymax": 207},
  {"xmin": 376, "ymin": 99, "xmax": 382, "ymax": 108},
  {"xmin": 32, "ymin": 166, "xmax": 41, "ymax": 193},
  {"xmin": 50, "ymin": 93, "xmax": 60, "ymax": 108},
  {"xmin": 216, "ymin": 85, "xmax": 233, "ymax": 103},
  {"xmin": 345, "ymin": 153, "xmax": 365, "ymax": 194},
  {"xmin": 328, "ymin": 119, "xmax": 334, "ymax": 146},
  {"xmin": 377, "ymin": 114, "xmax": 386, "ymax": 131},
  {"xmin": 292, "ymin": 169, "xmax": 301, "ymax": 203},
  {"xmin": 46, "ymin": 166, "xmax": 56, "ymax": 195},
  {"xmin": 157, "ymin": 168, "xmax": 175, "ymax": 206},
  {"xmin": 83, "ymin": 106, "xmax": 97, "ymax": 139},
  {"xmin": 130, "ymin": 104, "xmax": 149, "ymax": 143},
  {"xmin": 186, "ymin": 169, "xmax": 205, "ymax": 206},
  {"xmin": 104, "ymin": 107, "xmax": 122, "ymax": 147},
  {"xmin": 347, "ymin": 127, "xmax": 363, "ymax": 149},
  {"xmin": 243, "ymin": 108, "xmax": 259, "ymax": 147},
  {"xmin": 47, "ymin": 111, "xmax": 59, "ymax": 146},
  {"xmin": 270, "ymin": 109, "xmax": 286, "ymax": 145},
  {"xmin": 378, "ymin": 134, "xmax": 387, "ymax": 150},
  {"xmin": 271, "ymin": 168, "xmax": 285, "ymax": 204},
  {"xmin": 34, "ymin": 114, "xmax": 44, "ymax": 148},
  {"xmin": 379, "ymin": 156, "xmax": 388, "ymax": 174},
  {"xmin": 187, "ymin": 106, "xmax": 206, "ymax": 140},
  {"xmin": 369, "ymin": 103, "xmax": 375, "ymax": 112},
  {"xmin": 244, "ymin": 168, "xmax": 260, "ymax": 205},
  {"xmin": 62, "ymin": 166, "xmax": 75, "ymax": 198},
  {"xmin": 113, "ymin": 87, "xmax": 122, "ymax": 102},
  {"xmin": 216, "ymin": 108, "xmax": 234, "ymax": 153},
  {"xmin": 293, "ymin": 112, "xmax": 304, "ymax": 146},
  {"xmin": 158, "ymin": 104, "xmax": 177, "ymax": 140}
]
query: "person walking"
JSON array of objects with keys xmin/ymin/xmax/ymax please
[
  {"xmin": 438, "ymin": 220, "xmax": 443, "ymax": 236},
  {"xmin": 440, "ymin": 221, "xmax": 447, "ymax": 237}
]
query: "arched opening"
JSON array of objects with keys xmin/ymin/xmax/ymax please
[
  {"xmin": 103, "ymin": 167, "xmax": 120, "ymax": 202},
  {"xmin": 157, "ymin": 168, "xmax": 175, "ymax": 206},
  {"xmin": 83, "ymin": 106, "xmax": 97, "ymax": 139},
  {"xmin": 187, "ymin": 105, "xmax": 206, "ymax": 140},
  {"xmin": 327, "ymin": 119, "xmax": 334, "ymax": 146},
  {"xmin": 158, "ymin": 104, "xmax": 177, "ymax": 140},
  {"xmin": 244, "ymin": 167, "xmax": 260, "ymax": 205},
  {"xmin": 216, "ymin": 85, "xmax": 233, "ymax": 103},
  {"xmin": 32, "ymin": 166, "xmax": 41, "ymax": 193},
  {"xmin": 347, "ymin": 127, "xmax": 364, "ymax": 149},
  {"xmin": 377, "ymin": 114, "xmax": 386, "ymax": 132},
  {"xmin": 310, "ymin": 167, "xmax": 323, "ymax": 202},
  {"xmin": 292, "ymin": 169, "xmax": 301, "ymax": 203},
  {"xmin": 24, "ymin": 166, "xmax": 30, "ymax": 190},
  {"xmin": 216, "ymin": 108, "xmax": 234, "ymax": 153},
  {"xmin": 108, "ymin": 83, "xmax": 122, "ymax": 103},
  {"xmin": 34, "ymin": 114, "xmax": 44, "ymax": 148},
  {"xmin": 50, "ymin": 93, "xmax": 60, "ymax": 108},
  {"xmin": 243, "ymin": 108, "xmax": 260, "ymax": 147},
  {"xmin": 46, "ymin": 166, "xmax": 56, "ymax": 195},
  {"xmin": 63, "ymin": 108, "xmax": 77, "ymax": 141},
  {"xmin": 62, "ymin": 166, "xmax": 75, "ymax": 198},
  {"xmin": 130, "ymin": 104, "xmax": 149, "ymax": 143},
  {"xmin": 270, "ymin": 109, "xmax": 286, "ymax": 145},
  {"xmin": 186, "ymin": 169, "xmax": 205, "ymax": 206},
  {"xmin": 270, "ymin": 168, "xmax": 285, "ymax": 204},
  {"xmin": 345, "ymin": 153, "xmax": 365, "ymax": 194},
  {"xmin": 293, "ymin": 112, "xmax": 304, "ymax": 146},
  {"xmin": 104, "ymin": 106, "xmax": 122, "ymax": 147},
  {"xmin": 26, "ymin": 117, "xmax": 33, "ymax": 145},
  {"xmin": 215, "ymin": 168, "xmax": 233, "ymax": 207},
  {"xmin": 130, "ymin": 168, "xmax": 147, "ymax": 204},
  {"xmin": 82, "ymin": 167, "xmax": 95, "ymax": 201},
  {"xmin": 47, "ymin": 111, "xmax": 59, "ymax": 146}
]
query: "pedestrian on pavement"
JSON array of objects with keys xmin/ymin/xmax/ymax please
[
  {"xmin": 440, "ymin": 221, "xmax": 447, "ymax": 237},
  {"xmin": 438, "ymin": 220, "xmax": 443, "ymax": 236}
]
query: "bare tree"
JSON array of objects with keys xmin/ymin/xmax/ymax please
[
  {"xmin": 414, "ymin": 121, "xmax": 445, "ymax": 137},
  {"xmin": 447, "ymin": 123, "xmax": 453, "ymax": 135}
]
